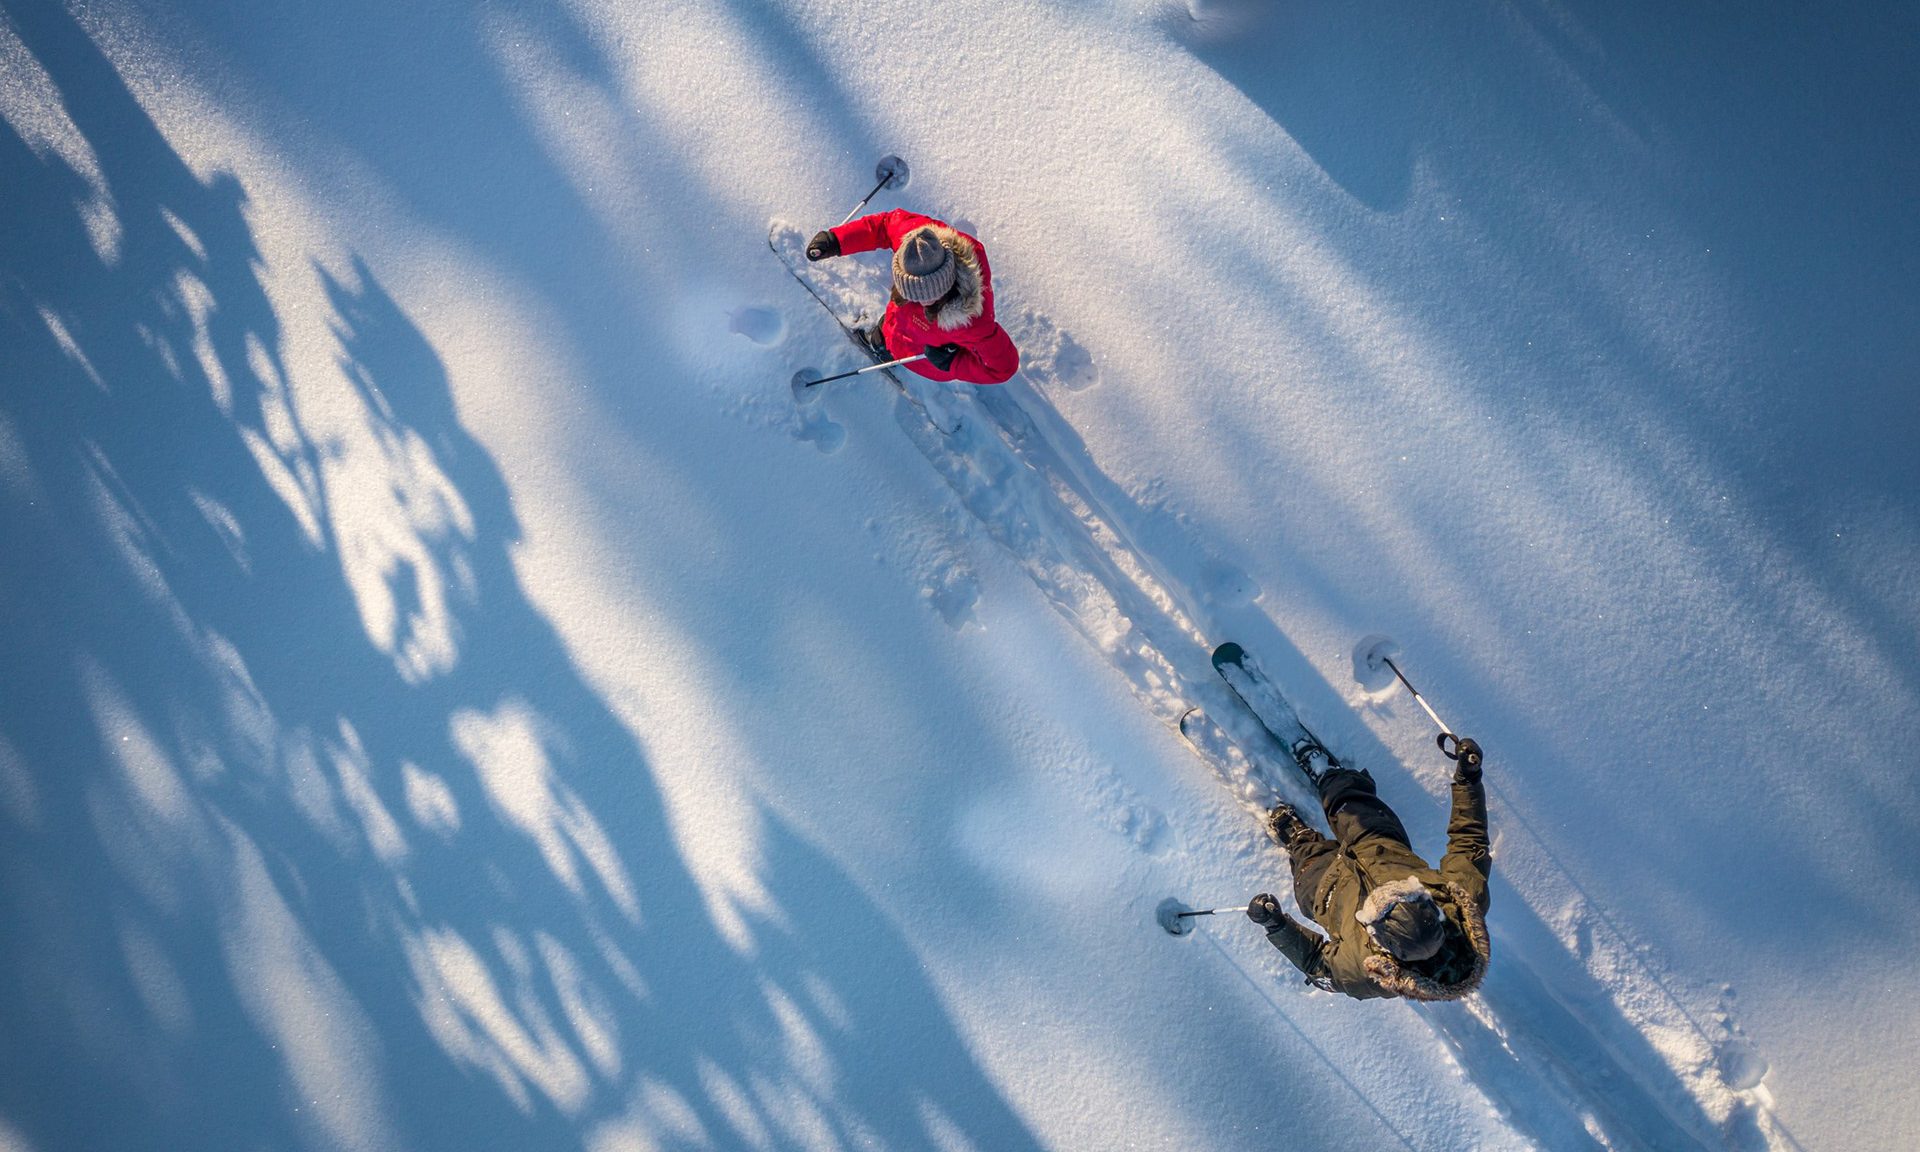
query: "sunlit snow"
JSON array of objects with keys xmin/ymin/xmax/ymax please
[{"xmin": 2, "ymin": 1, "xmax": 1916, "ymax": 1150}]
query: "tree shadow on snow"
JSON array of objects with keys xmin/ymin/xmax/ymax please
[
  {"xmin": 0, "ymin": 3, "xmax": 1041, "ymax": 1149},
  {"xmin": 1174, "ymin": 0, "xmax": 1920, "ymax": 564},
  {"xmin": 1167, "ymin": 0, "xmax": 1425, "ymax": 211}
]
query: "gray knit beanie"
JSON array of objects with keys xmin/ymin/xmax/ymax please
[
  {"xmin": 893, "ymin": 226, "xmax": 957, "ymax": 304},
  {"xmin": 1356, "ymin": 877, "xmax": 1445, "ymax": 962}
]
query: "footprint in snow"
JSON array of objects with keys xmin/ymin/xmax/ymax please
[
  {"xmin": 1119, "ymin": 804, "xmax": 1174, "ymax": 857},
  {"xmin": 1715, "ymin": 985, "xmax": 1770, "ymax": 1091},
  {"xmin": 790, "ymin": 406, "xmax": 845, "ymax": 454},
  {"xmin": 865, "ymin": 513, "xmax": 981, "ymax": 630},
  {"xmin": 1716, "ymin": 1036, "xmax": 1769, "ymax": 1092},
  {"xmin": 729, "ymin": 306, "xmax": 785, "ymax": 346},
  {"xmin": 923, "ymin": 566, "xmax": 980, "ymax": 631},
  {"xmin": 1012, "ymin": 310, "xmax": 1099, "ymax": 393},
  {"xmin": 1198, "ymin": 557, "xmax": 1258, "ymax": 608},
  {"xmin": 1089, "ymin": 770, "xmax": 1176, "ymax": 859}
]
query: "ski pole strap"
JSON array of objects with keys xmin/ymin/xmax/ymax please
[{"xmin": 1437, "ymin": 733, "xmax": 1486, "ymax": 772}]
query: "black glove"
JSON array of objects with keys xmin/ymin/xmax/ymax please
[
  {"xmin": 1451, "ymin": 736, "xmax": 1484, "ymax": 782},
  {"xmin": 1247, "ymin": 893, "xmax": 1286, "ymax": 928},
  {"xmin": 805, "ymin": 230, "xmax": 840, "ymax": 261},
  {"xmin": 924, "ymin": 343, "xmax": 961, "ymax": 371}
]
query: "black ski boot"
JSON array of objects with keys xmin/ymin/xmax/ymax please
[
  {"xmin": 1291, "ymin": 739, "xmax": 1336, "ymax": 785},
  {"xmin": 854, "ymin": 324, "xmax": 888, "ymax": 360},
  {"xmin": 1266, "ymin": 803, "xmax": 1312, "ymax": 852}
]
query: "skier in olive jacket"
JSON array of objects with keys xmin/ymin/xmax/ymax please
[
  {"xmin": 805, "ymin": 209, "xmax": 1020, "ymax": 385},
  {"xmin": 1249, "ymin": 738, "xmax": 1491, "ymax": 1001}
]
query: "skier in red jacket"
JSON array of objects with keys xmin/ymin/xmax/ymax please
[{"xmin": 806, "ymin": 210, "xmax": 1020, "ymax": 385}]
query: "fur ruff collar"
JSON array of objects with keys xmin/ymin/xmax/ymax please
[
  {"xmin": 919, "ymin": 225, "xmax": 985, "ymax": 331},
  {"xmin": 1360, "ymin": 882, "xmax": 1490, "ymax": 1002}
]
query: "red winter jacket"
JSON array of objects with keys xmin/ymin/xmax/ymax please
[{"xmin": 828, "ymin": 210, "xmax": 1020, "ymax": 385}]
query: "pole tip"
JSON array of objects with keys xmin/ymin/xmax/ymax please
[
  {"xmin": 1156, "ymin": 897, "xmax": 1196, "ymax": 936},
  {"xmin": 791, "ymin": 368, "xmax": 824, "ymax": 403},
  {"xmin": 876, "ymin": 154, "xmax": 910, "ymax": 190},
  {"xmin": 1352, "ymin": 635, "xmax": 1400, "ymax": 693}
]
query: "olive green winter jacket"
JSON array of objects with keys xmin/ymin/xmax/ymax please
[{"xmin": 1268, "ymin": 775, "xmax": 1492, "ymax": 1001}]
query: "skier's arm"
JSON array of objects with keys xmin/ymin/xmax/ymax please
[
  {"xmin": 1248, "ymin": 894, "xmax": 1331, "ymax": 983},
  {"xmin": 1438, "ymin": 738, "xmax": 1491, "ymax": 911},
  {"xmin": 936, "ymin": 251, "xmax": 1019, "ymax": 384},
  {"xmin": 830, "ymin": 209, "xmax": 935, "ymax": 257},
  {"xmin": 942, "ymin": 324, "xmax": 1020, "ymax": 385},
  {"xmin": 1266, "ymin": 918, "xmax": 1332, "ymax": 981}
]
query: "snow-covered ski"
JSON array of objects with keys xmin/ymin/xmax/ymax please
[
  {"xmin": 1175, "ymin": 705, "xmax": 1299, "ymax": 816},
  {"xmin": 768, "ymin": 221, "xmax": 961, "ymax": 435},
  {"xmin": 1212, "ymin": 641, "xmax": 1342, "ymax": 782}
]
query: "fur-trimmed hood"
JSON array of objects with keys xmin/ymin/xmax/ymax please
[
  {"xmin": 830, "ymin": 207, "xmax": 1020, "ymax": 384},
  {"xmin": 907, "ymin": 224, "xmax": 985, "ymax": 331},
  {"xmin": 1356, "ymin": 875, "xmax": 1445, "ymax": 961},
  {"xmin": 1360, "ymin": 882, "xmax": 1490, "ymax": 1001}
]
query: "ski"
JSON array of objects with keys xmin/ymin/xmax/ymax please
[
  {"xmin": 768, "ymin": 221, "xmax": 960, "ymax": 435},
  {"xmin": 1211, "ymin": 642, "xmax": 1342, "ymax": 782},
  {"xmin": 1178, "ymin": 706, "xmax": 1283, "ymax": 809}
]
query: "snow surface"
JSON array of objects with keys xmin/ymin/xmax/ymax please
[{"xmin": 3, "ymin": 0, "xmax": 1918, "ymax": 1149}]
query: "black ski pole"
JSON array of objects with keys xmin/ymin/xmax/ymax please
[
  {"xmin": 794, "ymin": 352, "xmax": 928, "ymax": 391},
  {"xmin": 840, "ymin": 155, "xmax": 910, "ymax": 225},
  {"xmin": 1179, "ymin": 905, "xmax": 1248, "ymax": 919},
  {"xmin": 1379, "ymin": 655, "xmax": 1470, "ymax": 761},
  {"xmin": 1157, "ymin": 897, "xmax": 1248, "ymax": 935}
]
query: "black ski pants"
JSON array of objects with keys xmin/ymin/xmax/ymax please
[{"xmin": 1285, "ymin": 768, "xmax": 1416, "ymax": 910}]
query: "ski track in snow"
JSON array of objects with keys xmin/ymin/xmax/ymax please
[{"xmin": 774, "ymin": 226, "xmax": 1790, "ymax": 1152}]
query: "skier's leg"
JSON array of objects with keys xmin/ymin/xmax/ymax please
[
  {"xmin": 1266, "ymin": 803, "xmax": 1336, "ymax": 912},
  {"xmin": 1317, "ymin": 767, "xmax": 1414, "ymax": 849},
  {"xmin": 1288, "ymin": 834, "xmax": 1338, "ymax": 913}
]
